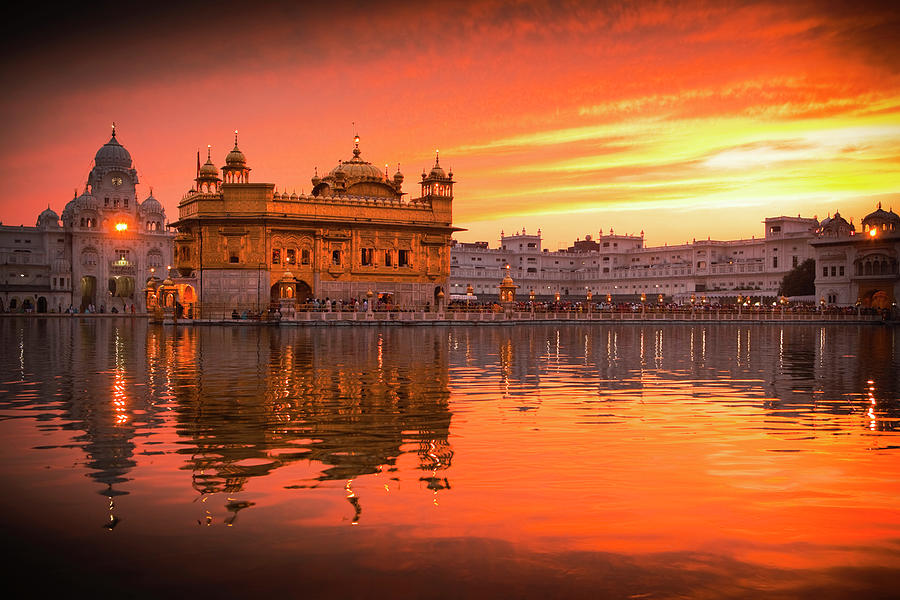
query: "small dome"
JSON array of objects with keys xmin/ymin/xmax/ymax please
[
  {"xmin": 225, "ymin": 144, "xmax": 246, "ymax": 167},
  {"xmin": 94, "ymin": 129, "xmax": 133, "ymax": 169},
  {"xmin": 225, "ymin": 140, "xmax": 247, "ymax": 168},
  {"xmin": 141, "ymin": 194, "xmax": 163, "ymax": 214},
  {"xmin": 425, "ymin": 151, "xmax": 448, "ymax": 180},
  {"xmin": 199, "ymin": 157, "xmax": 219, "ymax": 178},
  {"xmin": 393, "ymin": 166, "xmax": 404, "ymax": 183},
  {"xmin": 863, "ymin": 203, "xmax": 900, "ymax": 230},
  {"xmin": 224, "ymin": 132, "xmax": 247, "ymax": 167},
  {"xmin": 819, "ymin": 211, "xmax": 854, "ymax": 237},
  {"xmin": 37, "ymin": 207, "xmax": 60, "ymax": 228},
  {"xmin": 62, "ymin": 199, "xmax": 77, "ymax": 220},
  {"xmin": 74, "ymin": 190, "xmax": 98, "ymax": 210}
]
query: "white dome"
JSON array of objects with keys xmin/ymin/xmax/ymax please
[{"xmin": 94, "ymin": 132, "xmax": 133, "ymax": 169}]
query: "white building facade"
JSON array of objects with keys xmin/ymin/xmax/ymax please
[
  {"xmin": 811, "ymin": 205, "xmax": 900, "ymax": 308},
  {"xmin": 451, "ymin": 217, "xmax": 819, "ymax": 303},
  {"xmin": 0, "ymin": 128, "xmax": 173, "ymax": 313}
]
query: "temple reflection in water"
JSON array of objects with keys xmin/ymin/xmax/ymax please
[
  {"xmin": 1, "ymin": 319, "xmax": 897, "ymax": 518},
  {"xmin": 2, "ymin": 317, "xmax": 900, "ymax": 597},
  {"xmin": 146, "ymin": 325, "xmax": 454, "ymax": 500}
]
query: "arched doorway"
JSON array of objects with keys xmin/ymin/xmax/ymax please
[
  {"xmin": 861, "ymin": 289, "xmax": 892, "ymax": 309},
  {"xmin": 22, "ymin": 298, "xmax": 34, "ymax": 312},
  {"xmin": 271, "ymin": 279, "xmax": 312, "ymax": 303},
  {"xmin": 80, "ymin": 276, "xmax": 96, "ymax": 311},
  {"xmin": 872, "ymin": 290, "xmax": 890, "ymax": 309},
  {"xmin": 37, "ymin": 297, "xmax": 48, "ymax": 313}
]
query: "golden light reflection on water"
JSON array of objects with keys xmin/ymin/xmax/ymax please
[{"xmin": 0, "ymin": 318, "xmax": 898, "ymax": 596}]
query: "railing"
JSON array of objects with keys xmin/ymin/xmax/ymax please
[{"xmin": 171, "ymin": 303, "xmax": 887, "ymax": 324}]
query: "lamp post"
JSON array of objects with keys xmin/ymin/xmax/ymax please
[
  {"xmin": 466, "ymin": 284, "xmax": 474, "ymax": 310},
  {"xmin": 737, "ymin": 294, "xmax": 743, "ymax": 317},
  {"xmin": 640, "ymin": 292, "xmax": 646, "ymax": 317},
  {"xmin": 690, "ymin": 293, "xmax": 696, "ymax": 316},
  {"xmin": 587, "ymin": 290, "xmax": 593, "ymax": 315}
]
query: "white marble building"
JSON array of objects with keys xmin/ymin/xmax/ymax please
[
  {"xmin": 0, "ymin": 127, "xmax": 173, "ymax": 312},
  {"xmin": 811, "ymin": 204, "xmax": 900, "ymax": 308},
  {"xmin": 451, "ymin": 216, "xmax": 819, "ymax": 303}
]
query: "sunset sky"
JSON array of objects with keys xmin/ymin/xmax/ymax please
[{"xmin": 1, "ymin": 0, "xmax": 898, "ymax": 249}]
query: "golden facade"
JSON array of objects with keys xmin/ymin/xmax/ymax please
[{"xmin": 171, "ymin": 135, "xmax": 458, "ymax": 312}]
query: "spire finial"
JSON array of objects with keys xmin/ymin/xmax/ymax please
[
  {"xmin": 234, "ymin": 129, "xmax": 239, "ymax": 148},
  {"xmin": 149, "ymin": 186, "xmax": 153, "ymax": 197},
  {"xmin": 435, "ymin": 149, "xmax": 440, "ymax": 166},
  {"xmin": 207, "ymin": 144, "xmax": 211, "ymax": 161},
  {"xmin": 111, "ymin": 122, "xmax": 116, "ymax": 138}
]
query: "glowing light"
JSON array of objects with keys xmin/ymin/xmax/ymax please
[
  {"xmin": 115, "ymin": 222, "xmax": 128, "ymax": 231},
  {"xmin": 869, "ymin": 228, "xmax": 877, "ymax": 237}
]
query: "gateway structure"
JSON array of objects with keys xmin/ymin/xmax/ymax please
[{"xmin": 0, "ymin": 127, "xmax": 172, "ymax": 313}]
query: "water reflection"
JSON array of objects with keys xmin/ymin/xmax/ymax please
[
  {"xmin": 150, "ymin": 327, "xmax": 453, "ymax": 501},
  {"xmin": 2, "ymin": 320, "xmax": 897, "ymax": 499},
  {"xmin": 0, "ymin": 318, "xmax": 898, "ymax": 597}
]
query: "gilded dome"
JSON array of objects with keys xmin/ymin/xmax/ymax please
[
  {"xmin": 223, "ymin": 131, "xmax": 246, "ymax": 167},
  {"xmin": 94, "ymin": 130, "xmax": 133, "ymax": 169},
  {"xmin": 225, "ymin": 145, "xmax": 246, "ymax": 167},
  {"xmin": 425, "ymin": 151, "xmax": 448, "ymax": 180},
  {"xmin": 327, "ymin": 147, "xmax": 385, "ymax": 181},
  {"xmin": 199, "ymin": 156, "xmax": 219, "ymax": 178},
  {"xmin": 311, "ymin": 137, "xmax": 402, "ymax": 200}
]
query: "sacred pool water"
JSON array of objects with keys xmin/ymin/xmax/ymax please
[{"xmin": 1, "ymin": 318, "xmax": 898, "ymax": 598}]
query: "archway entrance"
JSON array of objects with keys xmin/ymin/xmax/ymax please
[
  {"xmin": 80, "ymin": 276, "xmax": 96, "ymax": 311},
  {"xmin": 37, "ymin": 297, "xmax": 47, "ymax": 313},
  {"xmin": 860, "ymin": 288, "xmax": 894, "ymax": 309},
  {"xmin": 271, "ymin": 278, "xmax": 312, "ymax": 304}
]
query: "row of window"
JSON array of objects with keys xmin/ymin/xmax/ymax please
[
  {"xmin": 104, "ymin": 197, "xmax": 129, "ymax": 209},
  {"xmin": 822, "ymin": 266, "xmax": 845, "ymax": 278},
  {"xmin": 80, "ymin": 249, "xmax": 162, "ymax": 267},
  {"xmin": 270, "ymin": 248, "xmax": 412, "ymax": 268},
  {"xmin": 272, "ymin": 248, "xmax": 311, "ymax": 266}
]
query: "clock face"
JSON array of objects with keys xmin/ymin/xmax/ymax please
[{"xmin": 111, "ymin": 177, "xmax": 123, "ymax": 187}]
